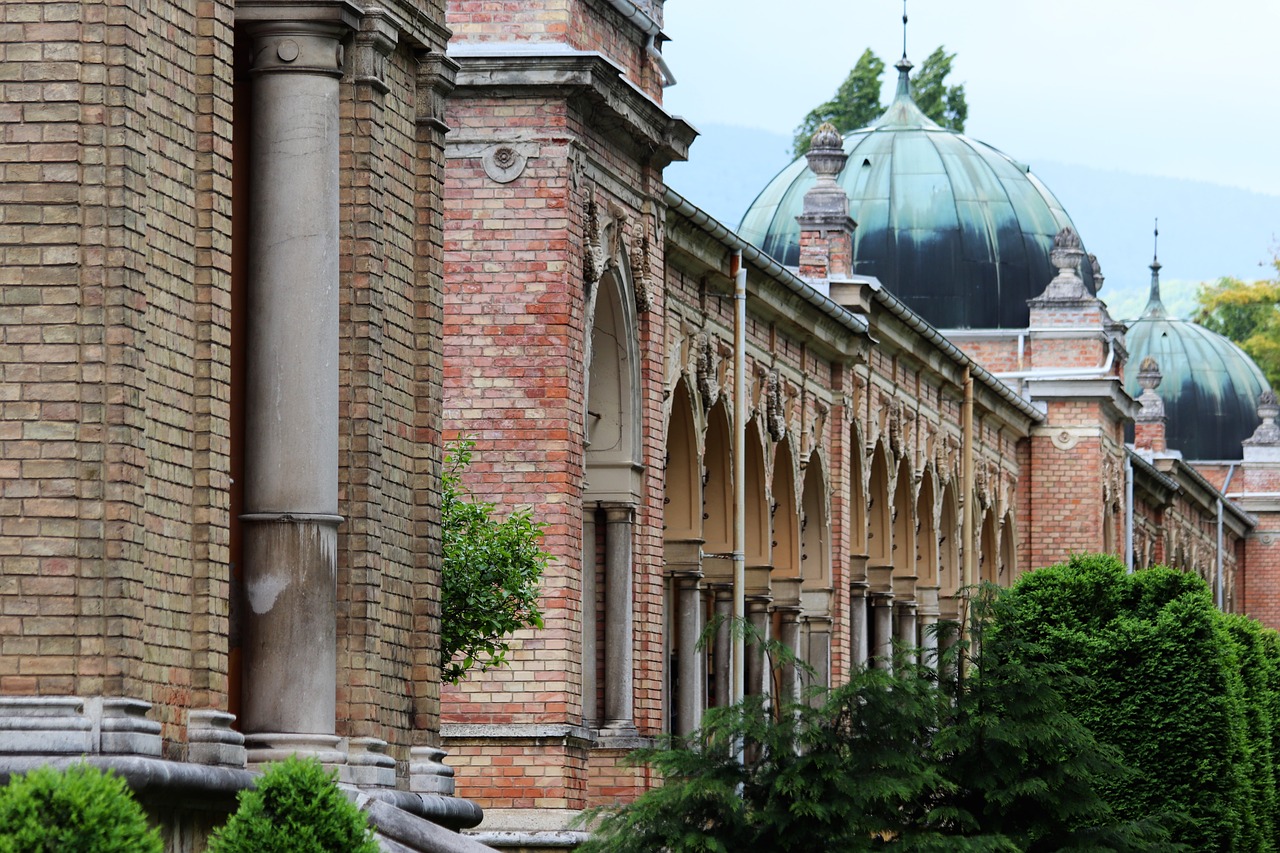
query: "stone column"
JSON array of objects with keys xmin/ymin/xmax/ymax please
[
  {"xmin": 711, "ymin": 584, "xmax": 732, "ymax": 708},
  {"xmin": 674, "ymin": 572, "xmax": 704, "ymax": 735},
  {"xmin": 238, "ymin": 6, "xmax": 354, "ymax": 764},
  {"xmin": 601, "ymin": 503, "xmax": 635, "ymax": 734},
  {"xmin": 917, "ymin": 586, "xmax": 941, "ymax": 670},
  {"xmin": 746, "ymin": 598, "xmax": 771, "ymax": 697},
  {"xmin": 772, "ymin": 577, "xmax": 803, "ymax": 707},
  {"xmin": 849, "ymin": 579, "xmax": 869, "ymax": 669},
  {"xmin": 582, "ymin": 510, "xmax": 598, "ymax": 728},
  {"xmin": 894, "ymin": 603, "xmax": 918, "ymax": 667},
  {"xmin": 870, "ymin": 595, "xmax": 894, "ymax": 672}
]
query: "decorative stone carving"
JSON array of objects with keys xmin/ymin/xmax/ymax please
[
  {"xmin": 1135, "ymin": 356, "xmax": 1165, "ymax": 422},
  {"xmin": 415, "ymin": 51, "xmax": 459, "ymax": 132},
  {"xmin": 766, "ymin": 370, "xmax": 786, "ymax": 441},
  {"xmin": 695, "ymin": 333, "xmax": 720, "ymax": 410},
  {"xmin": 1245, "ymin": 389, "xmax": 1280, "ymax": 446},
  {"xmin": 583, "ymin": 194, "xmax": 608, "ymax": 286},
  {"xmin": 630, "ymin": 231, "xmax": 652, "ymax": 313},
  {"xmin": 482, "ymin": 144, "xmax": 528, "ymax": 183},
  {"xmin": 1089, "ymin": 253, "xmax": 1105, "ymax": 292},
  {"xmin": 1032, "ymin": 226, "xmax": 1090, "ymax": 302},
  {"xmin": 351, "ymin": 9, "xmax": 397, "ymax": 94}
]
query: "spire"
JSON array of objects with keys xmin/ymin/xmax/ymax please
[
  {"xmin": 1142, "ymin": 218, "xmax": 1167, "ymax": 319},
  {"xmin": 875, "ymin": 0, "xmax": 938, "ymax": 130}
]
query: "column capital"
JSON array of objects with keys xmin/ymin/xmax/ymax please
[
  {"xmin": 601, "ymin": 502, "xmax": 636, "ymax": 524},
  {"xmin": 238, "ymin": 1, "xmax": 362, "ymax": 77}
]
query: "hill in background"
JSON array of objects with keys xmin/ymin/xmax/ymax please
[{"xmin": 665, "ymin": 123, "xmax": 1280, "ymax": 322}]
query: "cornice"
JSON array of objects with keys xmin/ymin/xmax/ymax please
[{"xmin": 449, "ymin": 45, "xmax": 696, "ymax": 168}]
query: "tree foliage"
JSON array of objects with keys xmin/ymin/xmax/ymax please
[
  {"xmin": 581, "ymin": 584, "xmax": 1171, "ymax": 852},
  {"xmin": 996, "ymin": 554, "xmax": 1274, "ymax": 852},
  {"xmin": 1194, "ymin": 260, "xmax": 1280, "ymax": 391},
  {"xmin": 207, "ymin": 756, "xmax": 379, "ymax": 853},
  {"xmin": 0, "ymin": 764, "xmax": 163, "ymax": 853},
  {"xmin": 441, "ymin": 439, "xmax": 547, "ymax": 683},
  {"xmin": 792, "ymin": 46, "xmax": 966, "ymax": 156}
]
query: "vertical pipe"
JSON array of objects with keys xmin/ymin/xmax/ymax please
[
  {"xmin": 1124, "ymin": 454, "xmax": 1134, "ymax": 572},
  {"xmin": 1216, "ymin": 499, "xmax": 1224, "ymax": 610},
  {"xmin": 731, "ymin": 252, "xmax": 747, "ymax": 709},
  {"xmin": 961, "ymin": 368, "xmax": 974, "ymax": 592}
]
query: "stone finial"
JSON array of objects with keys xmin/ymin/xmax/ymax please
[
  {"xmin": 1245, "ymin": 389, "xmax": 1280, "ymax": 446},
  {"xmin": 1089, "ymin": 253, "xmax": 1105, "ymax": 292},
  {"xmin": 1135, "ymin": 356, "xmax": 1165, "ymax": 423},
  {"xmin": 797, "ymin": 123, "xmax": 856, "ymax": 281},
  {"xmin": 1031, "ymin": 226, "xmax": 1090, "ymax": 302},
  {"xmin": 804, "ymin": 122, "xmax": 847, "ymax": 182},
  {"xmin": 1137, "ymin": 355, "xmax": 1162, "ymax": 393},
  {"xmin": 1133, "ymin": 356, "xmax": 1167, "ymax": 452}
]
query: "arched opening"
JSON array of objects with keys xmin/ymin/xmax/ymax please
[
  {"xmin": 891, "ymin": 458, "xmax": 918, "ymax": 658},
  {"xmin": 868, "ymin": 443, "xmax": 891, "ymax": 565},
  {"xmin": 664, "ymin": 379, "xmax": 704, "ymax": 735},
  {"xmin": 800, "ymin": 452, "xmax": 832, "ymax": 692},
  {"xmin": 583, "ymin": 265, "xmax": 641, "ymax": 735},
  {"xmin": 744, "ymin": 420, "xmax": 771, "ymax": 697},
  {"xmin": 979, "ymin": 511, "xmax": 998, "ymax": 585},
  {"xmin": 770, "ymin": 438, "xmax": 802, "ymax": 704},
  {"xmin": 770, "ymin": 438, "xmax": 800, "ymax": 580},
  {"xmin": 938, "ymin": 481, "xmax": 960, "ymax": 613},
  {"xmin": 866, "ymin": 442, "xmax": 894, "ymax": 667},
  {"xmin": 849, "ymin": 425, "xmax": 867, "ymax": 556},
  {"xmin": 1000, "ymin": 511, "xmax": 1018, "ymax": 582},
  {"xmin": 915, "ymin": 470, "xmax": 938, "ymax": 587},
  {"xmin": 702, "ymin": 400, "xmax": 732, "ymax": 708}
]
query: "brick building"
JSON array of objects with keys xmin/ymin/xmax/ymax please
[{"xmin": 2, "ymin": 0, "xmax": 1279, "ymax": 851}]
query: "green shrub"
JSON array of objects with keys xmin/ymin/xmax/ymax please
[
  {"xmin": 207, "ymin": 756, "xmax": 378, "ymax": 853},
  {"xmin": 0, "ymin": 763, "xmax": 162, "ymax": 853},
  {"xmin": 999, "ymin": 554, "xmax": 1253, "ymax": 851}
]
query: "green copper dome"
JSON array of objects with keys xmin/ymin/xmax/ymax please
[
  {"xmin": 739, "ymin": 61, "xmax": 1091, "ymax": 329},
  {"xmin": 1124, "ymin": 260, "xmax": 1267, "ymax": 460}
]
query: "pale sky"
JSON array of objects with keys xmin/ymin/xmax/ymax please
[{"xmin": 661, "ymin": 0, "xmax": 1280, "ymax": 197}]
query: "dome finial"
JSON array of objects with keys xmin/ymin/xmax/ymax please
[
  {"xmin": 1142, "ymin": 217, "xmax": 1166, "ymax": 319},
  {"xmin": 902, "ymin": 0, "xmax": 909, "ymax": 63}
]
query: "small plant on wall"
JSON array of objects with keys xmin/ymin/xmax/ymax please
[{"xmin": 441, "ymin": 438, "xmax": 548, "ymax": 684}]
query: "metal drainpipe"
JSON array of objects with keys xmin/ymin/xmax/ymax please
[
  {"xmin": 962, "ymin": 367, "xmax": 975, "ymax": 593},
  {"xmin": 731, "ymin": 252, "xmax": 747, "ymax": 709},
  {"xmin": 1124, "ymin": 454, "xmax": 1134, "ymax": 572},
  {"xmin": 1218, "ymin": 464, "xmax": 1238, "ymax": 610}
]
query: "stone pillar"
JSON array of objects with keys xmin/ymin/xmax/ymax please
[
  {"xmin": 674, "ymin": 573, "xmax": 705, "ymax": 735},
  {"xmin": 894, "ymin": 603, "xmax": 918, "ymax": 667},
  {"xmin": 849, "ymin": 578, "xmax": 869, "ymax": 669},
  {"xmin": 582, "ymin": 510, "xmax": 598, "ymax": 728},
  {"xmin": 746, "ymin": 598, "xmax": 771, "ymax": 697},
  {"xmin": 772, "ymin": 577, "xmax": 803, "ymax": 706},
  {"xmin": 870, "ymin": 595, "xmax": 894, "ymax": 672},
  {"xmin": 711, "ymin": 584, "xmax": 732, "ymax": 708},
  {"xmin": 238, "ymin": 6, "xmax": 354, "ymax": 764},
  {"xmin": 894, "ymin": 576, "xmax": 918, "ymax": 667},
  {"xmin": 602, "ymin": 504, "xmax": 635, "ymax": 734},
  {"xmin": 917, "ymin": 586, "xmax": 941, "ymax": 670}
]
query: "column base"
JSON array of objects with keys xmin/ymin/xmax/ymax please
[{"xmin": 244, "ymin": 732, "xmax": 346, "ymax": 773}]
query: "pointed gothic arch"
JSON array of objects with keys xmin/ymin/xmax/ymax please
[{"xmin": 868, "ymin": 442, "xmax": 892, "ymax": 565}]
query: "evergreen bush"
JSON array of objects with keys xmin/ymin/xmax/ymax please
[
  {"xmin": 998, "ymin": 554, "xmax": 1253, "ymax": 851},
  {"xmin": 207, "ymin": 756, "xmax": 379, "ymax": 853},
  {"xmin": 0, "ymin": 763, "xmax": 162, "ymax": 853}
]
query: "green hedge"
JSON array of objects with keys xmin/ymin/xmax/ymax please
[
  {"xmin": 999, "ymin": 553, "xmax": 1280, "ymax": 852},
  {"xmin": 0, "ymin": 764, "xmax": 162, "ymax": 853}
]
